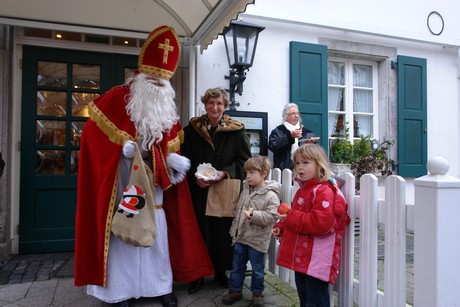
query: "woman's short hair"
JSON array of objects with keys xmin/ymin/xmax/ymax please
[
  {"xmin": 200, "ymin": 88, "xmax": 230, "ymax": 108},
  {"xmin": 282, "ymin": 103, "xmax": 299, "ymax": 121}
]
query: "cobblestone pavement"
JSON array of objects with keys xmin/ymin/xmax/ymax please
[
  {"xmin": 0, "ymin": 253, "xmax": 298, "ymax": 307},
  {"xmin": 0, "ymin": 227, "xmax": 414, "ymax": 306},
  {"xmin": 0, "ymin": 252, "xmax": 73, "ymax": 285}
]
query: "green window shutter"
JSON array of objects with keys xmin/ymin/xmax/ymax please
[
  {"xmin": 289, "ymin": 41, "xmax": 328, "ymax": 151},
  {"xmin": 397, "ymin": 55, "xmax": 427, "ymax": 177}
]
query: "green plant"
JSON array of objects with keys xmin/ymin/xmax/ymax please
[
  {"xmin": 329, "ymin": 126, "xmax": 355, "ymax": 164},
  {"xmin": 350, "ymin": 135, "xmax": 394, "ymax": 192}
]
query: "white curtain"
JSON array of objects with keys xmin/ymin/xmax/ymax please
[
  {"xmin": 328, "ymin": 62, "xmax": 345, "ymax": 137},
  {"xmin": 353, "ymin": 64, "xmax": 373, "ymax": 137}
]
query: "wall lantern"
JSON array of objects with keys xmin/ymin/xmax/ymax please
[{"xmin": 223, "ymin": 20, "xmax": 265, "ymax": 110}]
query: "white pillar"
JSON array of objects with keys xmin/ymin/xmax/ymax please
[
  {"xmin": 188, "ymin": 44, "xmax": 197, "ymax": 119},
  {"xmin": 413, "ymin": 157, "xmax": 460, "ymax": 307}
]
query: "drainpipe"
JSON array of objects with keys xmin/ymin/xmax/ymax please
[{"xmin": 188, "ymin": 44, "xmax": 197, "ymax": 119}]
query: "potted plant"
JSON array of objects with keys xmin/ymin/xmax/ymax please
[
  {"xmin": 329, "ymin": 126, "xmax": 394, "ymax": 192},
  {"xmin": 350, "ymin": 135, "xmax": 394, "ymax": 192},
  {"xmin": 329, "ymin": 126, "xmax": 355, "ymax": 174}
]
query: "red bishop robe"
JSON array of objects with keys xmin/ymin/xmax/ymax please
[{"xmin": 74, "ymin": 85, "xmax": 214, "ymax": 287}]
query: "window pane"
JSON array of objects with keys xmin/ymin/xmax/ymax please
[
  {"xmin": 71, "ymin": 150, "xmax": 80, "ymax": 174},
  {"xmin": 72, "ymin": 64, "xmax": 100, "ymax": 89},
  {"xmin": 353, "ymin": 89, "xmax": 373, "ymax": 113},
  {"xmin": 72, "ymin": 92, "xmax": 99, "ymax": 117},
  {"xmin": 35, "ymin": 150, "xmax": 65, "ymax": 175},
  {"xmin": 354, "ymin": 114, "xmax": 373, "ymax": 137},
  {"xmin": 37, "ymin": 91, "xmax": 67, "ymax": 117},
  {"xmin": 36, "ymin": 120, "xmax": 66, "ymax": 146},
  {"xmin": 38, "ymin": 61, "xmax": 67, "ymax": 87},
  {"xmin": 328, "ymin": 87, "xmax": 345, "ymax": 111},
  {"xmin": 113, "ymin": 37, "xmax": 136, "ymax": 47},
  {"xmin": 328, "ymin": 61, "xmax": 345, "ymax": 85},
  {"xmin": 328, "ymin": 113, "xmax": 346, "ymax": 137},
  {"xmin": 25, "ymin": 28, "xmax": 52, "ymax": 39},
  {"xmin": 353, "ymin": 64, "xmax": 372, "ymax": 87},
  {"xmin": 71, "ymin": 121, "xmax": 85, "ymax": 146},
  {"xmin": 85, "ymin": 34, "xmax": 109, "ymax": 44},
  {"xmin": 54, "ymin": 31, "xmax": 81, "ymax": 42}
]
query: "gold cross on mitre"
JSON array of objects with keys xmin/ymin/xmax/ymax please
[{"xmin": 158, "ymin": 38, "xmax": 174, "ymax": 64}]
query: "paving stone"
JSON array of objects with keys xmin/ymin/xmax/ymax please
[
  {"xmin": 1, "ymin": 262, "xmax": 17, "ymax": 271},
  {"xmin": 0, "ymin": 270, "xmax": 11, "ymax": 278}
]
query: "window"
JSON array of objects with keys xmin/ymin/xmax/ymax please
[
  {"xmin": 23, "ymin": 27, "xmax": 142, "ymax": 47},
  {"xmin": 290, "ymin": 40, "xmax": 425, "ymax": 175},
  {"xmin": 328, "ymin": 58, "xmax": 378, "ymax": 145}
]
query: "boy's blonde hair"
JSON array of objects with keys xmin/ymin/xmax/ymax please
[
  {"xmin": 243, "ymin": 156, "xmax": 271, "ymax": 179},
  {"xmin": 293, "ymin": 143, "xmax": 330, "ymax": 182}
]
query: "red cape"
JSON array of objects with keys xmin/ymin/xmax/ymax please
[{"xmin": 74, "ymin": 85, "xmax": 214, "ymax": 287}]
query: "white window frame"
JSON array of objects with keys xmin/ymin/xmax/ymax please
[{"xmin": 328, "ymin": 57, "xmax": 379, "ymax": 144}]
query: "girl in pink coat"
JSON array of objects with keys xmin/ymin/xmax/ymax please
[{"xmin": 272, "ymin": 144, "xmax": 350, "ymax": 307}]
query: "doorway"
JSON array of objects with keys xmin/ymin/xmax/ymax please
[{"xmin": 19, "ymin": 46, "xmax": 137, "ymax": 253}]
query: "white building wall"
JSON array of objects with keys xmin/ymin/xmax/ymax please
[{"xmin": 196, "ymin": 0, "xmax": 460, "ymax": 181}]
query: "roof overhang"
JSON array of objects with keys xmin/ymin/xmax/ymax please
[{"xmin": 0, "ymin": 0, "xmax": 255, "ymax": 52}]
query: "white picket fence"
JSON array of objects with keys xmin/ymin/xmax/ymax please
[{"xmin": 267, "ymin": 157, "xmax": 460, "ymax": 307}]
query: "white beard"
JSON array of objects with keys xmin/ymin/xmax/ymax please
[{"xmin": 125, "ymin": 73, "xmax": 179, "ymax": 150}]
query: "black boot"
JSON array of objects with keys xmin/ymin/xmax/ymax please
[
  {"xmin": 187, "ymin": 277, "xmax": 204, "ymax": 294},
  {"xmin": 161, "ymin": 292, "xmax": 177, "ymax": 307}
]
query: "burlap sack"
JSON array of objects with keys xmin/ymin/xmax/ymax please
[{"xmin": 111, "ymin": 143, "xmax": 156, "ymax": 247}]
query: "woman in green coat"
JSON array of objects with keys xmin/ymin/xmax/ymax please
[{"xmin": 181, "ymin": 88, "xmax": 251, "ymax": 294}]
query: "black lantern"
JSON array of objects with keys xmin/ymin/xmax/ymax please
[{"xmin": 223, "ymin": 20, "xmax": 265, "ymax": 110}]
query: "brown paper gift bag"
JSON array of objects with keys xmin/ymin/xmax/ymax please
[
  {"xmin": 205, "ymin": 179, "xmax": 241, "ymax": 217},
  {"xmin": 111, "ymin": 143, "xmax": 157, "ymax": 247}
]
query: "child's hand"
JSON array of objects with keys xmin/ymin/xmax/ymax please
[
  {"xmin": 245, "ymin": 207, "xmax": 254, "ymax": 220},
  {"xmin": 277, "ymin": 213, "xmax": 287, "ymax": 221},
  {"xmin": 272, "ymin": 227, "xmax": 280, "ymax": 238}
]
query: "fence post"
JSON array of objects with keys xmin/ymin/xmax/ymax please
[
  {"xmin": 277, "ymin": 168, "xmax": 293, "ymax": 283},
  {"xmin": 358, "ymin": 173, "xmax": 379, "ymax": 307},
  {"xmin": 336, "ymin": 172, "xmax": 355, "ymax": 307},
  {"xmin": 413, "ymin": 157, "xmax": 460, "ymax": 307},
  {"xmin": 383, "ymin": 175, "xmax": 406, "ymax": 306},
  {"xmin": 268, "ymin": 168, "xmax": 282, "ymax": 274}
]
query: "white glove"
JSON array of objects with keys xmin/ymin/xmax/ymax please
[
  {"xmin": 122, "ymin": 140, "xmax": 136, "ymax": 158},
  {"xmin": 169, "ymin": 169, "xmax": 187, "ymax": 185},
  {"xmin": 166, "ymin": 153, "xmax": 191, "ymax": 173},
  {"xmin": 166, "ymin": 153, "xmax": 190, "ymax": 185}
]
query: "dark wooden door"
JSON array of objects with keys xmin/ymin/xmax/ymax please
[{"xmin": 19, "ymin": 46, "xmax": 137, "ymax": 253}]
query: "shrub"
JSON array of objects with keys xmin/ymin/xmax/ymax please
[
  {"xmin": 350, "ymin": 135, "xmax": 394, "ymax": 192},
  {"xmin": 329, "ymin": 126, "xmax": 355, "ymax": 164}
]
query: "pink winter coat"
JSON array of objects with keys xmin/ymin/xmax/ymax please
[{"xmin": 274, "ymin": 178, "xmax": 350, "ymax": 284}]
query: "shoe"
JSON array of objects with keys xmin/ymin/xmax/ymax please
[
  {"xmin": 214, "ymin": 272, "xmax": 230, "ymax": 288},
  {"xmin": 161, "ymin": 292, "xmax": 177, "ymax": 307},
  {"xmin": 252, "ymin": 293, "xmax": 265, "ymax": 307},
  {"xmin": 187, "ymin": 277, "xmax": 204, "ymax": 294},
  {"xmin": 222, "ymin": 290, "xmax": 242, "ymax": 305},
  {"xmin": 109, "ymin": 300, "xmax": 130, "ymax": 307}
]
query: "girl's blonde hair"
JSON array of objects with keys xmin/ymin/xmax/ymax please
[
  {"xmin": 293, "ymin": 143, "xmax": 330, "ymax": 182},
  {"xmin": 243, "ymin": 156, "xmax": 271, "ymax": 179}
]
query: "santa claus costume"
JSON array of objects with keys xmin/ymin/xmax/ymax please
[{"xmin": 74, "ymin": 26, "xmax": 214, "ymax": 306}]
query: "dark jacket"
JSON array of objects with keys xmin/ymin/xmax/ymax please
[
  {"xmin": 268, "ymin": 124, "xmax": 314, "ymax": 170},
  {"xmin": 181, "ymin": 114, "xmax": 252, "ymax": 272}
]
